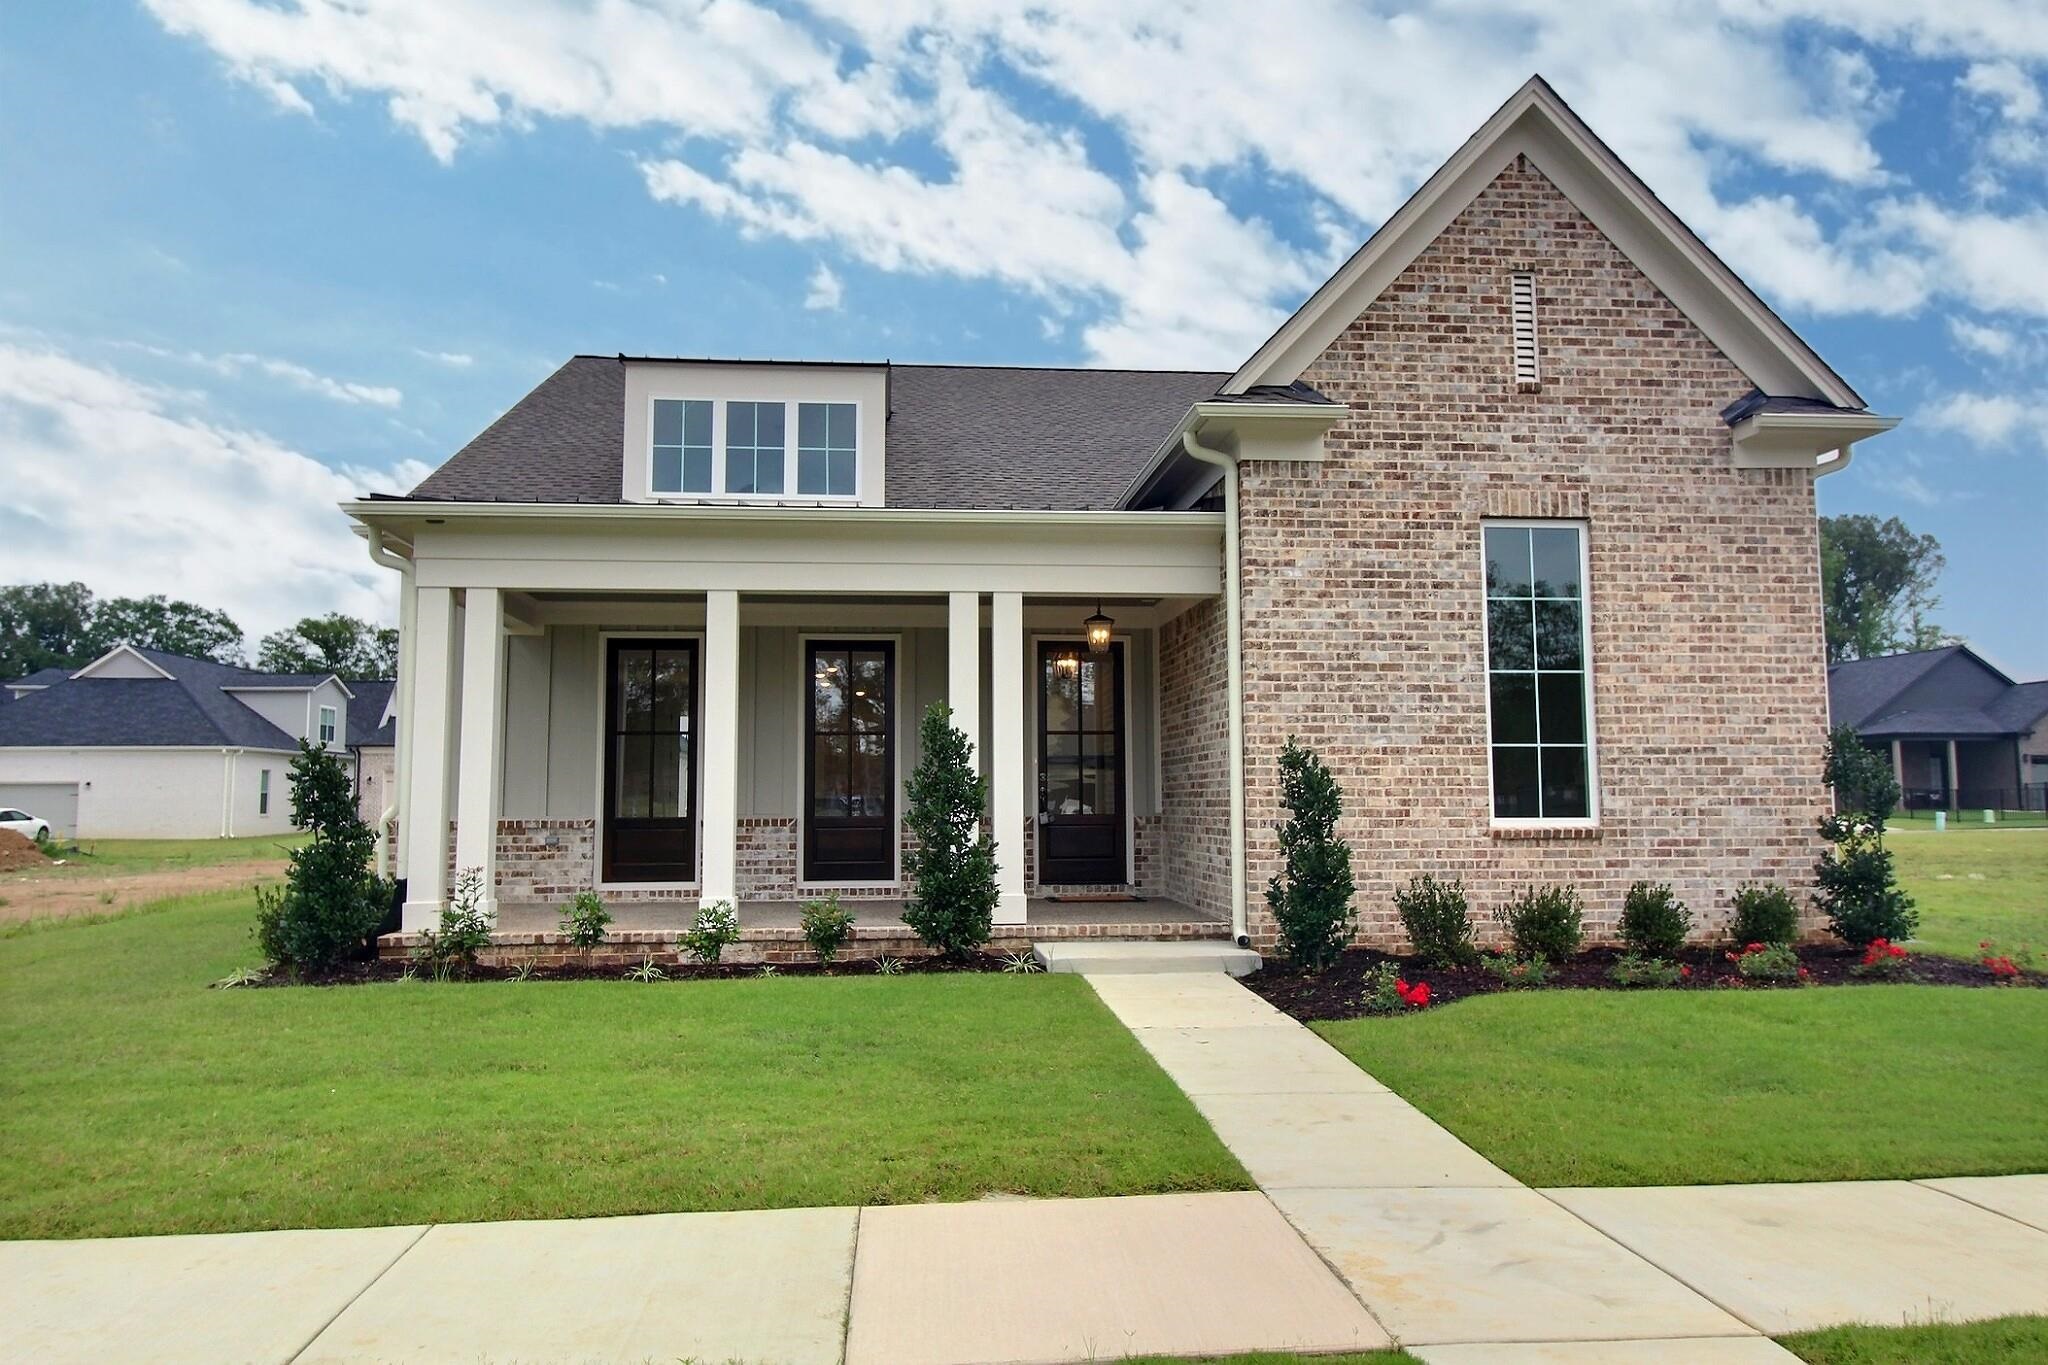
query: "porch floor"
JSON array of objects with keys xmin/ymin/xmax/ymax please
[{"xmin": 492, "ymin": 895, "xmax": 1224, "ymax": 936}]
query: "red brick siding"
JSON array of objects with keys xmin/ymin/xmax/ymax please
[{"xmin": 1159, "ymin": 597, "xmax": 1233, "ymax": 919}]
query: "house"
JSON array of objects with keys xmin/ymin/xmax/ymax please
[
  {"xmin": 2, "ymin": 667, "xmax": 72, "ymax": 703},
  {"xmin": 348, "ymin": 678, "xmax": 398, "ymax": 827},
  {"xmin": 344, "ymin": 77, "xmax": 1898, "ymax": 954},
  {"xmin": 1829, "ymin": 646, "xmax": 2048, "ymax": 814},
  {"xmin": 0, "ymin": 645, "xmax": 354, "ymax": 838}
]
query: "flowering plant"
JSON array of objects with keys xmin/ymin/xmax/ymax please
[
  {"xmin": 1852, "ymin": 937, "xmax": 1910, "ymax": 978},
  {"xmin": 1726, "ymin": 941, "xmax": 1802, "ymax": 982},
  {"xmin": 1479, "ymin": 951, "xmax": 1551, "ymax": 988},
  {"xmin": 1360, "ymin": 962, "xmax": 1431, "ymax": 1013},
  {"xmin": 1979, "ymin": 939, "xmax": 2034, "ymax": 983},
  {"xmin": 1395, "ymin": 978, "xmax": 1432, "ymax": 1009}
]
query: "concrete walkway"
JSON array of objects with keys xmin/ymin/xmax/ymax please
[{"xmin": 1084, "ymin": 970, "xmax": 2048, "ymax": 1362}]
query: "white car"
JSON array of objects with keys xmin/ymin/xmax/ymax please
[{"xmin": 0, "ymin": 808, "xmax": 52, "ymax": 843}]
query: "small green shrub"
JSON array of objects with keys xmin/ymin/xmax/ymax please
[
  {"xmin": 1265, "ymin": 738, "xmax": 1357, "ymax": 973},
  {"xmin": 681, "ymin": 900, "xmax": 740, "ymax": 964},
  {"xmin": 1493, "ymin": 884, "xmax": 1584, "ymax": 962},
  {"xmin": 623, "ymin": 954, "xmax": 667, "ymax": 982},
  {"xmin": 799, "ymin": 893, "xmax": 856, "ymax": 965},
  {"xmin": 1358, "ymin": 961, "xmax": 1431, "ymax": 1013},
  {"xmin": 1607, "ymin": 953, "xmax": 1684, "ymax": 988},
  {"xmin": 1479, "ymin": 952, "xmax": 1551, "ymax": 988},
  {"xmin": 1729, "ymin": 941, "xmax": 1803, "ymax": 981},
  {"xmin": 1000, "ymin": 950, "xmax": 1043, "ymax": 974},
  {"xmin": 1729, "ymin": 882, "xmax": 1800, "ymax": 946},
  {"xmin": 254, "ymin": 739, "xmax": 391, "ymax": 971},
  {"xmin": 874, "ymin": 955, "xmax": 905, "ymax": 976},
  {"xmin": 1619, "ymin": 880, "xmax": 1692, "ymax": 957},
  {"xmin": 1394, "ymin": 874, "xmax": 1474, "ymax": 967},
  {"xmin": 557, "ymin": 890, "xmax": 611, "ymax": 951},
  {"xmin": 1814, "ymin": 814, "xmax": 1916, "ymax": 946},
  {"xmin": 1853, "ymin": 937, "xmax": 1911, "ymax": 978},
  {"xmin": 902, "ymin": 702, "xmax": 999, "ymax": 960},
  {"xmin": 411, "ymin": 867, "xmax": 494, "ymax": 978}
]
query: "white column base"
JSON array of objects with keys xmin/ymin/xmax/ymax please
[
  {"xmin": 994, "ymin": 891, "xmax": 1028, "ymax": 926},
  {"xmin": 401, "ymin": 899, "xmax": 441, "ymax": 931}
]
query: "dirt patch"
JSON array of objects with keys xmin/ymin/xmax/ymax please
[
  {"xmin": 0, "ymin": 859, "xmax": 290, "ymax": 925},
  {"xmin": 1246, "ymin": 944, "xmax": 2046, "ymax": 1023},
  {"xmin": 0, "ymin": 829, "xmax": 51, "ymax": 873}
]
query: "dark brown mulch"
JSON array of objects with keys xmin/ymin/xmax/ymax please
[
  {"xmin": 241, "ymin": 951, "xmax": 1021, "ymax": 988},
  {"xmin": 1245, "ymin": 944, "xmax": 2046, "ymax": 1023}
]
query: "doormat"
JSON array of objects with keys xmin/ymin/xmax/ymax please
[{"xmin": 1044, "ymin": 893, "xmax": 1147, "ymax": 903}]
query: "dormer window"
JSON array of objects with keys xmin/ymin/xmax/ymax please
[
  {"xmin": 646, "ymin": 396, "xmax": 860, "ymax": 502},
  {"xmin": 652, "ymin": 398, "xmax": 714, "ymax": 494},
  {"xmin": 725, "ymin": 401, "xmax": 786, "ymax": 495},
  {"xmin": 798, "ymin": 402, "xmax": 857, "ymax": 497}
]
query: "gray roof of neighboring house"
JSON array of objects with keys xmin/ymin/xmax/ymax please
[
  {"xmin": 348, "ymin": 679, "xmax": 396, "ymax": 748},
  {"xmin": 1988, "ymin": 680, "xmax": 2048, "ymax": 733},
  {"xmin": 1853, "ymin": 707, "xmax": 2016, "ymax": 740},
  {"xmin": 0, "ymin": 649, "xmax": 336, "ymax": 750},
  {"xmin": 403, "ymin": 356, "xmax": 1243, "ymax": 511},
  {"xmin": 1827, "ymin": 648, "xmax": 1959, "ymax": 730},
  {"xmin": 1828, "ymin": 645, "xmax": 2044, "ymax": 740},
  {"xmin": 4, "ymin": 667, "xmax": 72, "ymax": 691}
]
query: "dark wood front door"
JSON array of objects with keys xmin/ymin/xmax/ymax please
[
  {"xmin": 1038, "ymin": 640, "xmax": 1126, "ymax": 885},
  {"xmin": 602, "ymin": 638, "xmax": 698, "ymax": 883},
  {"xmin": 805, "ymin": 641, "xmax": 896, "ymax": 883}
]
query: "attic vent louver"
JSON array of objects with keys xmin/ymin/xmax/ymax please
[{"xmin": 1510, "ymin": 271, "xmax": 1539, "ymax": 391}]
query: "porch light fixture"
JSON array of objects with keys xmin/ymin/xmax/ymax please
[{"xmin": 1084, "ymin": 601, "xmax": 1114, "ymax": 654}]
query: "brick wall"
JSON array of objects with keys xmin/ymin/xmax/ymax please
[
  {"xmin": 1159, "ymin": 598, "xmax": 1233, "ymax": 919},
  {"xmin": 1236, "ymin": 158, "xmax": 1833, "ymax": 950}
]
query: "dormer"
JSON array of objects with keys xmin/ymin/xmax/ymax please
[{"xmin": 620, "ymin": 359, "xmax": 888, "ymax": 507}]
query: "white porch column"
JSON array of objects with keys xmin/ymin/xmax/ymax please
[
  {"xmin": 401, "ymin": 586, "xmax": 457, "ymax": 929},
  {"xmin": 948, "ymin": 592, "xmax": 981, "ymax": 767},
  {"xmin": 1890, "ymin": 739, "xmax": 1904, "ymax": 799},
  {"xmin": 453, "ymin": 587, "xmax": 506, "ymax": 921},
  {"xmin": 990, "ymin": 591, "xmax": 1027, "ymax": 925},
  {"xmin": 1947, "ymin": 739, "xmax": 1961, "ymax": 813},
  {"xmin": 700, "ymin": 589, "xmax": 741, "ymax": 907},
  {"xmin": 390, "ymin": 567, "xmax": 417, "ymax": 881}
]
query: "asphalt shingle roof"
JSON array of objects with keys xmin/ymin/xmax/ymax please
[
  {"xmin": 348, "ymin": 679, "xmax": 397, "ymax": 747},
  {"xmin": 0, "ymin": 649, "xmax": 339, "ymax": 750},
  {"xmin": 1987, "ymin": 680, "xmax": 2048, "ymax": 734},
  {"xmin": 1827, "ymin": 648, "xmax": 1960, "ymax": 731},
  {"xmin": 1829, "ymin": 646, "xmax": 2044, "ymax": 740},
  {"xmin": 404, "ymin": 357, "xmax": 1242, "ymax": 511}
]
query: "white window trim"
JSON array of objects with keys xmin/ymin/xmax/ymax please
[
  {"xmin": 645, "ymin": 397, "xmax": 863, "ymax": 506},
  {"xmin": 1480, "ymin": 518, "xmax": 1600, "ymax": 828},
  {"xmin": 318, "ymin": 705, "xmax": 338, "ymax": 745}
]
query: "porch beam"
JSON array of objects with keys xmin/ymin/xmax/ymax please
[
  {"xmin": 401, "ymin": 586, "xmax": 457, "ymax": 929},
  {"xmin": 990, "ymin": 592, "xmax": 1027, "ymax": 925},
  {"xmin": 701, "ymin": 589, "xmax": 741, "ymax": 907},
  {"xmin": 453, "ymin": 587, "xmax": 507, "ymax": 921}
]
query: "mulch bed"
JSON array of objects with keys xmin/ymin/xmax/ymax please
[
  {"xmin": 1246, "ymin": 944, "xmax": 2046, "ymax": 1023},
  {"xmin": 240, "ymin": 951, "xmax": 1023, "ymax": 988}
]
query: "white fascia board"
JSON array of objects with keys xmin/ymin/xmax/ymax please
[
  {"xmin": 1114, "ymin": 401, "xmax": 1352, "ymax": 507},
  {"xmin": 1224, "ymin": 77, "xmax": 1864, "ymax": 409},
  {"xmin": 342, "ymin": 501, "xmax": 1217, "ymax": 530},
  {"xmin": 1731, "ymin": 410, "xmax": 1901, "ymax": 471}
]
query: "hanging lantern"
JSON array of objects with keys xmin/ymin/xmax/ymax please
[{"xmin": 1084, "ymin": 601, "xmax": 1114, "ymax": 654}]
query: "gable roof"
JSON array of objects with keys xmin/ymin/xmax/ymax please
[
  {"xmin": 404, "ymin": 357, "xmax": 1234, "ymax": 511},
  {"xmin": 1827, "ymin": 647, "xmax": 1963, "ymax": 730},
  {"xmin": 348, "ymin": 679, "xmax": 397, "ymax": 747},
  {"xmin": 0, "ymin": 649, "xmax": 342, "ymax": 750},
  {"xmin": 1988, "ymin": 680, "xmax": 2048, "ymax": 734},
  {"xmin": 1828, "ymin": 645, "xmax": 2042, "ymax": 739},
  {"xmin": 1226, "ymin": 76, "xmax": 1865, "ymax": 409},
  {"xmin": 5, "ymin": 666, "xmax": 74, "ymax": 692}
]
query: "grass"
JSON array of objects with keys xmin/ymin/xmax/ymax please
[
  {"xmin": 1124, "ymin": 1355, "xmax": 1418, "ymax": 1364},
  {"xmin": 1891, "ymin": 808, "xmax": 2046, "ymax": 829},
  {"xmin": 1781, "ymin": 1315, "xmax": 2048, "ymax": 1363},
  {"xmin": 1314, "ymin": 987, "xmax": 2048, "ymax": 1187},
  {"xmin": 13, "ymin": 832, "xmax": 310, "ymax": 879},
  {"xmin": 0, "ymin": 892, "xmax": 1248, "ymax": 1239},
  {"xmin": 1887, "ymin": 825, "xmax": 2046, "ymax": 961}
]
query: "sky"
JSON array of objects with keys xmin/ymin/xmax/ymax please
[{"xmin": 0, "ymin": 1, "xmax": 2043, "ymax": 675}]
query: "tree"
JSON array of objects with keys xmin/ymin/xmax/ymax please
[
  {"xmin": 254, "ymin": 740, "xmax": 392, "ymax": 971},
  {"xmin": 85, "ymin": 595, "xmax": 244, "ymax": 664},
  {"xmin": 1819, "ymin": 514, "xmax": 1953, "ymax": 662},
  {"xmin": 1814, "ymin": 724, "xmax": 1915, "ymax": 947},
  {"xmin": 0, "ymin": 581, "xmax": 95, "ymax": 678},
  {"xmin": 1264, "ymin": 738, "xmax": 1357, "ymax": 972},
  {"xmin": 901, "ymin": 702, "xmax": 999, "ymax": 959},
  {"xmin": 258, "ymin": 613, "xmax": 398, "ymax": 679}
]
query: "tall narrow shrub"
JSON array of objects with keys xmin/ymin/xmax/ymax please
[
  {"xmin": 255, "ymin": 739, "xmax": 391, "ymax": 971},
  {"xmin": 902, "ymin": 703, "xmax": 999, "ymax": 959},
  {"xmin": 1816, "ymin": 726, "xmax": 1915, "ymax": 945},
  {"xmin": 1265, "ymin": 738, "xmax": 1356, "ymax": 973}
]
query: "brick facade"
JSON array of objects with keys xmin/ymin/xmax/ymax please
[
  {"xmin": 1235, "ymin": 158, "xmax": 1833, "ymax": 950},
  {"xmin": 1159, "ymin": 598, "xmax": 1232, "ymax": 918}
]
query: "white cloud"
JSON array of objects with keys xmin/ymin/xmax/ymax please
[
  {"xmin": 803, "ymin": 262, "xmax": 844, "ymax": 312},
  {"xmin": 412, "ymin": 347, "xmax": 474, "ymax": 368},
  {"xmin": 1948, "ymin": 315, "xmax": 2018, "ymax": 358},
  {"xmin": 1921, "ymin": 390, "xmax": 2042, "ymax": 448},
  {"xmin": 1961, "ymin": 60, "xmax": 2043, "ymax": 123},
  {"xmin": 0, "ymin": 342, "xmax": 414, "ymax": 640},
  {"xmin": 122, "ymin": 341, "xmax": 402, "ymax": 406}
]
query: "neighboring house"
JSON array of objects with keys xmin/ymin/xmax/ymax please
[
  {"xmin": 348, "ymin": 679, "xmax": 398, "ymax": 827},
  {"xmin": 1829, "ymin": 646, "xmax": 2048, "ymax": 813},
  {"xmin": 346, "ymin": 78, "xmax": 1899, "ymax": 950},
  {"xmin": 2, "ymin": 667, "xmax": 72, "ymax": 704},
  {"xmin": 0, "ymin": 645, "xmax": 353, "ymax": 838}
]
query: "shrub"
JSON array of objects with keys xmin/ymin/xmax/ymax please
[
  {"xmin": 557, "ymin": 890, "xmax": 611, "ymax": 951},
  {"xmin": 1607, "ymin": 953, "xmax": 1684, "ymax": 988},
  {"xmin": 255, "ymin": 739, "xmax": 392, "ymax": 971},
  {"xmin": 1265, "ymin": 739, "xmax": 1357, "ymax": 973},
  {"xmin": 1853, "ymin": 937, "xmax": 1911, "ymax": 978},
  {"xmin": 1814, "ymin": 813, "xmax": 1917, "ymax": 946},
  {"xmin": 1728, "ymin": 941, "xmax": 1804, "ymax": 982},
  {"xmin": 1493, "ymin": 885, "xmax": 1584, "ymax": 962},
  {"xmin": 1359, "ymin": 962, "xmax": 1431, "ymax": 1014},
  {"xmin": 412, "ymin": 867, "xmax": 493, "ymax": 978},
  {"xmin": 1394, "ymin": 874, "xmax": 1474, "ymax": 967},
  {"xmin": 1479, "ymin": 952, "xmax": 1551, "ymax": 988},
  {"xmin": 901, "ymin": 703, "xmax": 999, "ymax": 960},
  {"xmin": 799, "ymin": 893, "xmax": 856, "ymax": 965},
  {"xmin": 1619, "ymin": 881, "xmax": 1692, "ymax": 957},
  {"xmin": 1729, "ymin": 882, "xmax": 1800, "ymax": 946},
  {"xmin": 681, "ymin": 900, "xmax": 740, "ymax": 964},
  {"xmin": 1979, "ymin": 940, "xmax": 2035, "ymax": 983},
  {"xmin": 623, "ymin": 955, "xmax": 666, "ymax": 982},
  {"xmin": 1823, "ymin": 724, "xmax": 1900, "ymax": 825}
]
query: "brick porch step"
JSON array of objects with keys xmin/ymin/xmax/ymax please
[{"xmin": 1033, "ymin": 940, "xmax": 1262, "ymax": 976}]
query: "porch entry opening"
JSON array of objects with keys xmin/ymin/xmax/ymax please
[
  {"xmin": 1038, "ymin": 639, "xmax": 1127, "ymax": 885},
  {"xmin": 806, "ymin": 641, "xmax": 896, "ymax": 883},
  {"xmin": 602, "ymin": 638, "xmax": 698, "ymax": 884}
]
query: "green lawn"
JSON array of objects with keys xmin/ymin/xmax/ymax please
[
  {"xmin": 23, "ymin": 831, "xmax": 310, "ymax": 878},
  {"xmin": 1314, "ymin": 988, "xmax": 2048, "ymax": 1187},
  {"xmin": 0, "ymin": 892, "xmax": 1247, "ymax": 1239},
  {"xmin": 1891, "ymin": 808, "xmax": 2046, "ymax": 829},
  {"xmin": 1781, "ymin": 1315, "xmax": 2048, "ymax": 1363},
  {"xmin": 1888, "ymin": 825, "xmax": 2046, "ymax": 960}
]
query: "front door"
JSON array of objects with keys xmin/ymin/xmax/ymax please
[
  {"xmin": 805, "ymin": 641, "xmax": 896, "ymax": 882},
  {"xmin": 1038, "ymin": 640, "xmax": 1126, "ymax": 885},
  {"xmin": 602, "ymin": 638, "xmax": 697, "ymax": 883}
]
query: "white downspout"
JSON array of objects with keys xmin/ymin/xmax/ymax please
[
  {"xmin": 1180, "ymin": 431, "xmax": 1249, "ymax": 945},
  {"xmin": 366, "ymin": 530, "xmax": 414, "ymax": 882}
]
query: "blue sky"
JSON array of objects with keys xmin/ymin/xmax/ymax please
[{"xmin": 0, "ymin": 1, "xmax": 2043, "ymax": 675}]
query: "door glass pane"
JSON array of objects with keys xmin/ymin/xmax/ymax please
[
  {"xmin": 1046, "ymin": 761, "xmax": 1085, "ymax": 816},
  {"xmin": 1531, "ymin": 527, "xmax": 1582, "ymax": 598},
  {"xmin": 852, "ymin": 734, "xmax": 887, "ymax": 815},
  {"xmin": 1489, "ymin": 674, "xmax": 1537, "ymax": 744},
  {"xmin": 1044, "ymin": 658, "xmax": 1080, "ymax": 730},
  {"xmin": 1079, "ymin": 658, "xmax": 1113, "ymax": 730},
  {"xmin": 812, "ymin": 653, "xmax": 847, "ymax": 728},
  {"xmin": 1046, "ymin": 732, "xmax": 1080, "ymax": 761},
  {"xmin": 1082, "ymin": 759, "xmax": 1117, "ymax": 816},
  {"xmin": 1487, "ymin": 599, "xmax": 1534, "ymax": 671},
  {"xmin": 1538, "ymin": 671, "xmax": 1585, "ymax": 744},
  {"xmin": 850, "ymin": 652, "xmax": 888, "ymax": 732},
  {"xmin": 1484, "ymin": 526, "xmax": 1532, "ymax": 597},
  {"xmin": 649, "ymin": 732, "xmax": 682, "ymax": 818},
  {"xmin": 812, "ymin": 735, "xmax": 849, "ymax": 817},
  {"xmin": 651, "ymin": 649, "xmax": 690, "ymax": 733},
  {"xmin": 616, "ymin": 650, "xmax": 653, "ymax": 729},
  {"xmin": 1492, "ymin": 747, "xmax": 1540, "ymax": 819},
  {"xmin": 614, "ymin": 735, "xmax": 651, "ymax": 819}
]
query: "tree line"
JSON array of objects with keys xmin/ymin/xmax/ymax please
[{"xmin": 0, "ymin": 582, "xmax": 397, "ymax": 681}]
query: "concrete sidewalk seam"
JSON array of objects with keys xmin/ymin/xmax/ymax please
[
  {"xmin": 839, "ymin": 1204, "xmax": 863, "ymax": 1365},
  {"xmin": 1528, "ymin": 1187, "xmax": 1771, "ymax": 1337},
  {"xmin": 1256, "ymin": 1189, "xmax": 1404, "ymax": 1351},
  {"xmin": 285, "ymin": 1222, "xmax": 433, "ymax": 1364},
  {"xmin": 1915, "ymin": 1177, "xmax": 2048, "ymax": 1236}
]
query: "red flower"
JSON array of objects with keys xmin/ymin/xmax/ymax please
[
  {"xmin": 1980, "ymin": 940, "xmax": 1993, "ymax": 950},
  {"xmin": 1888, "ymin": 944, "xmax": 1907, "ymax": 959},
  {"xmin": 1680, "ymin": 965, "xmax": 1693, "ymax": 980},
  {"xmin": 1746, "ymin": 943, "xmax": 1765, "ymax": 954},
  {"xmin": 1797, "ymin": 967, "xmax": 1811, "ymax": 980},
  {"xmin": 1986, "ymin": 957, "xmax": 2019, "ymax": 979}
]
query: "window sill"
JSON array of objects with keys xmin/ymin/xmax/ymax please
[{"xmin": 1489, "ymin": 823, "xmax": 1601, "ymax": 841}]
